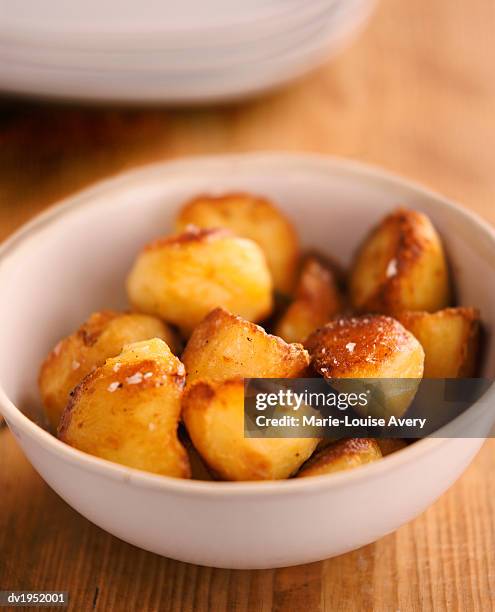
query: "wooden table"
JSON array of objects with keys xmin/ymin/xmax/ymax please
[{"xmin": 1, "ymin": 0, "xmax": 495, "ymax": 609}]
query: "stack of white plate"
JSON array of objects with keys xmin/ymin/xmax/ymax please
[{"xmin": 0, "ymin": 0, "xmax": 376, "ymax": 103}]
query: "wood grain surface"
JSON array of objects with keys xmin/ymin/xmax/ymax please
[{"xmin": 1, "ymin": 0, "xmax": 495, "ymax": 610}]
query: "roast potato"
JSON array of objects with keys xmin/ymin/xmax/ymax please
[
  {"xmin": 59, "ymin": 338, "xmax": 190, "ymax": 478},
  {"xmin": 176, "ymin": 193, "xmax": 299, "ymax": 294},
  {"xmin": 305, "ymin": 315, "xmax": 425, "ymax": 418},
  {"xmin": 349, "ymin": 208, "xmax": 450, "ymax": 314},
  {"xmin": 305, "ymin": 315, "xmax": 425, "ymax": 379},
  {"xmin": 39, "ymin": 310, "xmax": 178, "ymax": 430},
  {"xmin": 126, "ymin": 226, "xmax": 273, "ymax": 336},
  {"xmin": 397, "ymin": 307, "xmax": 480, "ymax": 377},
  {"xmin": 183, "ymin": 378, "xmax": 319, "ymax": 480},
  {"xmin": 274, "ymin": 255, "xmax": 344, "ymax": 343},
  {"xmin": 296, "ymin": 438, "xmax": 382, "ymax": 478},
  {"xmin": 376, "ymin": 438, "xmax": 408, "ymax": 456},
  {"xmin": 182, "ymin": 307, "xmax": 310, "ymax": 384}
]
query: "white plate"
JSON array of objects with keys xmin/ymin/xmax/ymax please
[
  {"xmin": 0, "ymin": 154, "xmax": 494, "ymax": 569},
  {"xmin": 0, "ymin": 0, "xmax": 337, "ymax": 49},
  {"xmin": 0, "ymin": 1, "xmax": 338, "ymax": 73},
  {"xmin": 0, "ymin": 0, "xmax": 374, "ymax": 102}
]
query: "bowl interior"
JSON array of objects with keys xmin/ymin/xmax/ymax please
[{"xmin": 0, "ymin": 155, "xmax": 494, "ymax": 432}]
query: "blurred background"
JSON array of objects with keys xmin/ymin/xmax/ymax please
[{"xmin": 1, "ymin": 0, "xmax": 494, "ymax": 244}]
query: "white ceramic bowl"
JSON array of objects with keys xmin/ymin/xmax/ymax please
[{"xmin": 1, "ymin": 154, "xmax": 494, "ymax": 569}]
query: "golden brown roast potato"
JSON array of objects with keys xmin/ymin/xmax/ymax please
[
  {"xmin": 59, "ymin": 338, "xmax": 190, "ymax": 478},
  {"xmin": 175, "ymin": 193, "xmax": 299, "ymax": 294},
  {"xmin": 182, "ymin": 307, "xmax": 310, "ymax": 384},
  {"xmin": 303, "ymin": 249, "xmax": 348, "ymax": 288},
  {"xmin": 126, "ymin": 226, "xmax": 273, "ymax": 336},
  {"xmin": 296, "ymin": 438, "xmax": 382, "ymax": 478},
  {"xmin": 39, "ymin": 310, "xmax": 178, "ymax": 431},
  {"xmin": 397, "ymin": 307, "xmax": 480, "ymax": 378},
  {"xmin": 376, "ymin": 438, "xmax": 408, "ymax": 456},
  {"xmin": 183, "ymin": 378, "xmax": 319, "ymax": 480},
  {"xmin": 305, "ymin": 315, "xmax": 425, "ymax": 418},
  {"xmin": 274, "ymin": 255, "xmax": 344, "ymax": 343},
  {"xmin": 349, "ymin": 208, "xmax": 450, "ymax": 314},
  {"xmin": 305, "ymin": 315, "xmax": 425, "ymax": 379}
]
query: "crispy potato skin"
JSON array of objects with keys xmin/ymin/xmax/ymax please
[
  {"xmin": 182, "ymin": 307, "xmax": 310, "ymax": 384},
  {"xmin": 305, "ymin": 315, "xmax": 425, "ymax": 379},
  {"xmin": 305, "ymin": 315, "xmax": 424, "ymax": 418},
  {"xmin": 296, "ymin": 438, "xmax": 382, "ymax": 478},
  {"xmin": 183, "ymin": 379, "xmax": 319, "ymax": 481},
  {"xmin": 176, "ymin": 193, "xmax": 299, "ymax": 294},
  {"xmin": 397, "ymin": 307, "xmax": 480, "ymax": 377},
  {"xmin": 126, "ymin": 226, "xmax": 273, "ymax": 336},
  {"xmin": 39, "ymin": 311, "xmax": 178, "ymax": 431},
  {"xmin": 275, "ymin": 256, "xmax": 343, "ymax": 343},
  {"xmin": 59, "ymin": 339, "xmax": 190, "ymax": 478},
  {"xmin": 349, "ymin": 208, "xmax": 451, "ymax": 314},
  {"xmin": 303, "ymin": 249, "xmax": 348, "ymax": 288},
  {"xmin": 376, "ymin": 438, "xmax": 408, "ymax": 456}
]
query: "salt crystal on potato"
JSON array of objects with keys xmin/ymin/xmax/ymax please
[
  {"xmin": 349, "ymin": 208, "xmax": 451, "ymax": 314},
  {"xmin": 59, "ymin": 338, "xmax": 190, "ymax": 478},
  {"xmin": 39, "ymin": 310, "xmax": 178, "ymax": 430},
  {"xmin": 305, "ymin": 315, "xmax": 425, "ymax": 419}
]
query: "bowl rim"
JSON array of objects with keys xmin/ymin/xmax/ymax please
[{"xmin": 0, "ymin": 152, "xmax": 493, "ymax": 497}]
